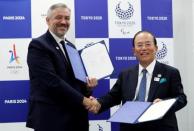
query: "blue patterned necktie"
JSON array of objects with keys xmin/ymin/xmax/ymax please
[{"xmin": 137, "ymin": 69, "xmax": 147, "ymax": 101}]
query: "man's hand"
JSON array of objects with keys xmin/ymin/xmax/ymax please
[
  {"xmin": 83, "ymin": 97, "xmax": 94, "ymax": 110},
  {"xmin": 86, "ymin": 77, "xmax": 98, "ymax": 89},
  {"xmin": 153, "ymin": 98, "xmax": 162, "ymax": 104},
  {"xmin": 82, "ymin": 96, "xmax": 101, "ymax": 114},
  {"xmin": 88, "ymin": 96, "xmax": 101, "ymax": 114}
]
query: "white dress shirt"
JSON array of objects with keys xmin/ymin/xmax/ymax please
[
  {"xmin": 134, "ymin": 60, "xmax": 156, "ymax": 101},
  {"xmin": 49, "ymin": 30, "xmax": 70, "ymax": 60}
]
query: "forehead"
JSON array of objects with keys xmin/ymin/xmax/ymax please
[
  {"xmin": 134, "ymin": 32, "xmax": 154, "ymax": 43},
  {"xmin": 51, "ymin": 7, "xmax": 71, "ymax": 17}
]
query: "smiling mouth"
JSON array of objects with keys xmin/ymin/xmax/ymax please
[
  {"xmin": 59, "ymin": 27, "xmax": 68, "ymax": 32},
  {"xmin": 140, "ymin": 52, "xmax": 149, "ymax": 56}
]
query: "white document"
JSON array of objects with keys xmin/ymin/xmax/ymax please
[
  {"xmin": 81, "ymin": 42, "xmax": 114, "ymax": 79},
  {"xmin": 138, "ymin": 98, "xmax": 177, "ymax": 122}
]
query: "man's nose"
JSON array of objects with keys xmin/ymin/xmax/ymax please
[
  {"xmin": 141, "ymin": 44, "xmax": 147, "ymax": 49},
  {"xmin": 61, "ymin": 18, "xmax": 68, "ymax": 24}
]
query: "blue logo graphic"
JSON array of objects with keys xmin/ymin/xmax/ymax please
[
  {"xmin": 75, "ymin": 0, "xmax": 108, "ymax": 38},
  {"xmin": 109, "ymin": 39, "xmax": 138, "ymax": 78},
  {"xmin": 156, "ymin": 42, "xmax": 167, "ymax": 60},
  {"xmin": 0, "ymin": 0, "xmax": 31, "ymax": 38},
  {"xmin": 115, "ymin": 2, "xmax": 134, "ymax": 20},
  {"xmin": 141, "ymin": 0, "xmax": 173, "ymax": 37},
  {"xmin": 0, "ymin": 80, "xmax": 29, "ymax": 122}
]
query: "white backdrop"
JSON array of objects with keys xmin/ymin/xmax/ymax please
[{"xmin": 173, "ymin": 0, "xmax": 194, "ymax": 131}]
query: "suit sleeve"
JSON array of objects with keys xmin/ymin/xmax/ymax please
[
  {"xmin": 98, "ymin": 73, "xmax": 123, "ymax": 112},
  {"xmin": 169, "ymin": 68, "xmax": 187, "ymax": 112},
  {"xmin": 27, "ymin": 39, "xmax": 84, "ymax": 106}
]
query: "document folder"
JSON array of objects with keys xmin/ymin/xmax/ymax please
[
  {"xmin": 65, "ymin": 40, "xmax": 114, "ymax": 82},
  {"xmin": 108, "ymin": 98, "xmax": 177, "ymax": 124}
]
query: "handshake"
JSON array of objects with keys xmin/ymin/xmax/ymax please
[{"xmin": 83, "ymin": 96, "xmax": 101, "ymax": 114}]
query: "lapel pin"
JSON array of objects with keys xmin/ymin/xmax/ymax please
[
  {"xmin": 154, "ymin": 77, "xmax": 160, "ymax": 82},
  {"xmin": 157, "ymin": 74, "xmax": 162, "ymax": 77},
  {"xmin": 159, "ymin": 78, "xmax": 167, "ymax": 84}
]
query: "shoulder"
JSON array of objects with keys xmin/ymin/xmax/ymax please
[
  {"xmin": 156, "ymin": 61, "xmax": 180, "ymax": 74},
  {"xmin": 119, "ymin": 65, "xmax": 138, "ymax": 77},
  {"xmin": 32, "ymin": 31, "xmax": 50, "ymax": 43},
  {"xmin": 29, "ymin": 32, "xmax": 53, "ymax": 48}
]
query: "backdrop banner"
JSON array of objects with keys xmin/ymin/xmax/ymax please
[{"xmin": 0, "ymin": 0, "xmax": 173, "ymax": 131}]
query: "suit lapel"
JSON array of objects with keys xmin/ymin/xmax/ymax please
[
  {"xmin": 128, "ymin": 66, "xmax": 139, "ymax": 100},
  {"xmin": 46, "ymin": 31, "xmax": 69, "ymax": 65},
  {"xmin": 147, "ymin": 62, "xmax": 163, "ymax": 101}
]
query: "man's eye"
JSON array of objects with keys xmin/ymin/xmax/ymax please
[
  {"xmin": 55, "ymin": 16, "xmax": 62, "ymax": 20},
  {"xmin": 137, "ymin": 44, "xmax": 143, "ymax": 47},
  {"xmin": 146, "ymin": 43, "xmax": 151, "ymax": 46}
]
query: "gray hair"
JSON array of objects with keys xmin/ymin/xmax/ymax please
[{"xmin": 47, "ymin": 3, "xmax": 71, "ymax": 18}]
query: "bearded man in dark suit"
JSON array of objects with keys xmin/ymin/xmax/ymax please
[{"xmin": 26, "ymin": 3, "xmax": 97, "ymax": 131}]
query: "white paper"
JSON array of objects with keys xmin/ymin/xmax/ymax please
[
  {"xmin": 81, "ymin": 43, "xmax": 114, "ymax": 79},
  {"xmin": 138, "ymin": 98, "xmax": 176, "ymax": 122}
]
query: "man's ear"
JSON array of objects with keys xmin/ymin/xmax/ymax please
[
  {"xmin": 46, "ymin": 17, "xmax": 49, "ymax": 25},
  {"xmin": 154, "ymin": 45, "xmax": 158, "ymax": 54}
]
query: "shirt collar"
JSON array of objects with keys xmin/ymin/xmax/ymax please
[{"xmin": 138, "ymin": 60, "xmax": 156, "ymax": 75}]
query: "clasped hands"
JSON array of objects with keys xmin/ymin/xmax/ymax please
[{"xmin": 83, "ymin": 96, "xmax": 101, "ymax": 114}]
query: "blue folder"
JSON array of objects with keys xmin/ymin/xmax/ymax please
[
  {"xmin": 65, "ymin": 43, "xmax": 87, "ymax": 82},
  {"xmin": 65, "ymin": 40, "xmax": 114, "ymax": 83},
  {"xmin": 108, "ymin": 98, "xmax": 177, "ymax": 124},
  {"xmin": 108, "ymin": 102, "xmax": 151, "ymax": 124}
]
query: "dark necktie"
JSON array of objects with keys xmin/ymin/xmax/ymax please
[
  {"xmin": 60, "ymin": 40, "xmax": 70, "ymax": 65},
  {"xmin": 136, "ymin": 69, "xmax": 147, "ymax": 101}
]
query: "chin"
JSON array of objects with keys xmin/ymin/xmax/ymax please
[
  {"xmin": 140, "ymin": 59, "xmax": 150, "ymax": 64},
  {"xmin": 57, "ymin": 33, "xmax": 65, "ymax": 38}
]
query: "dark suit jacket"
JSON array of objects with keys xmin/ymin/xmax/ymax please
[
  {"xmin": 26, "ymin": 31, "xmax": 91, "ymax": 131},
  {"xmin": 98, "ymin": 61, "xmax": 187, "ymax": 131}
]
